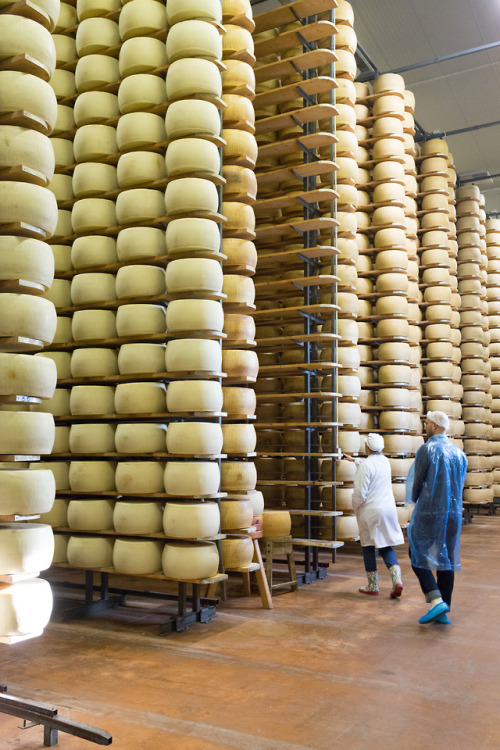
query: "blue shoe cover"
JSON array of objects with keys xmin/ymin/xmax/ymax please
[
  {"xmin": 418, "ymin": 601, "xmax": 450, "ymax": 624},
  {"xmin": 435, "ymin": 613, "xmax": 451, "ymax": 625}
]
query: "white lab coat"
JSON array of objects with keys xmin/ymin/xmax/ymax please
[{"xmin": 351, "ymin": 453, "xmax": 404, "ymax": 548}]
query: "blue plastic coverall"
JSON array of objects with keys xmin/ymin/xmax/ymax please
[{"xmin": 406, "ymin": 434, "xmax": 467, "ymax": 571}]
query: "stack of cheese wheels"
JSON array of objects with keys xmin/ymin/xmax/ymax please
[
  {"xmin": 315, "ymin": 13, "xmax": 360, "ymax": 529},
  {"xmin": 0, "ymin": 2, "xmax": 61, "ymax": 643},
  {"xmin": 416, "ymin": 138, "xmax": 456, "ymax": 449},
  {"xmin": 219, "ymin": 2, "xmax": 261, "ymax": 533},
  {"xmin": 456, "ymin": 188, "xmax": 493, "ymax": 503},
  {"xmin": 486, "ymin": 217, "xmax": 500, "ymax": 496},
  {"xmin": 351, "ymin": 75, "xmax": 421, "ymax": 504},
  {"xmin": 251, "ymin": 4, "xmax": 341, "ymax": 544}
]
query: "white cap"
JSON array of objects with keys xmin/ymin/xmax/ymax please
[
  {"xmin": 426, "ymin": 410, "xmax": 450, "ymax": 431},
  {"xmin": 366, "ymin": 433, "xmax": 384, "ymax": 452}
]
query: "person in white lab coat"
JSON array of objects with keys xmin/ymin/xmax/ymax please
[{"xmin": 344, "ymin": 433, "xmax": 404, "ymax": 597}]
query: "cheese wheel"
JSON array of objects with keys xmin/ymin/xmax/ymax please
[
  {"xmin": 0, "ymin": 235, "xmax": 54, "ymax": 289},
  {"xmin": 42, "ymin": 279, "xmax": 71, "ymax": 309},
  {"xmin": 223, "ymin": 314, "xmax": 255, "ymax": 341},
  {"xmin": 77, "ymin": 0, "xmax": 121, "ymax": 19},
  {"xmin": 222, "ymin": 95, "xmax": 255, "ymax": 131},
  {"xmin": 50, "ymin": 69, "xmax": 76, "ymax": 99},
  {"xmin": 0, "ymin": 16, "xmax": 56, "ymax": 76},
  {"xmin": 262, "ymin": 510, "xmax": 292, "ymax": 538},
  {"xmin": 71, "ymin": 236, "xmax": 117, "ymax": 269},
  {"xmin": 115, "ymin": 382, "xmax": 166, "ymax": 414},
  {"xmin": 220, "ymin": 460, "xmax": 256, "ymax": 491},
  {"xmin": 166, "ymin": 299, "xmax": 223, "ymax": 334},
  {"xmin": 48, "ymin": 174, "xmax": 73, "ymax": 203},
  {"xmin": 72, "ymin": 310, "xmax": 117, "ymax": 342},
  {"xmin": 52, "ymin": 426, "xmax": 70, "ymax": 454},
  {"xmin": 221, "ymin": 536, "xmax": 253, "ymax": 568},
  {"xmin": 0, "ymin": 351, "xmax": 56, "ymax": 400},
  {"xmin": 165, "ymin": 178, "xmax": 219, "ymax": 216},
  {"xmin": 0, "ymin": 412, "xmax": 54, "ymax": 454},
  {"xmin": 69, "ymin": 424, "xmax": 115, "ymax": 454},
  {"xmin": 115, "ymin": 461, "xmax": 164, "ymax": 494},
  {"xmin": 167, "ymin": 20, "xmax": 222, "ymax": 62},
  {"xmin": 73, "ymin": 124, "xmax": 117, "ymax": 162},
  {"xmin": 113, "ymin": 501, "xmax": 163, "ymax": 534},
  {"xmin": 118, "ymin": 343, "xmax": 165, "ymax": 375},
  {"xmin": 75, "ymin": 54, "xmax": 120, "ymax": 92},
  {"xmin": 222, "ymin": 350, "xmax": 259, "ymax": 379},
  {"xmin": 53, "ymin": 103, "xmax": 75, "ymax": 136},
  {"xmin": 166, "ymin": 381, "xmax": 222, "ymax": 413},
  {"xmin": 53, "ymin": 533, "xmax": 69, "ymax": 563},
  {"xmin": 53, "ymin": 208, "xmax": 72, "ymax": 239},
  {"xmin": 222, "ymin": 424, "xmax": 256, "ymax": 454},
  {"xmin": 118, "ymin": 74, "xmax": 165, "ymax": 115},
  {"xmin": 71, "ymin": 273, "xmax": 116, "ymax": 304},
  {"xmin": 119, "ymin": 37, "xmax": 167, "ymax": 77},
  {"xmin": 72, "ymin": 198, "xmax": 117, "ymax": 234},
  {"xmin": 0, "ymin": 469, "xmax": 55, "ymax": 515},
  {"xmin": 166, "ymin": 138, "xmax": 220, "ymax": 179},
  {"xmin": 117, "ymin": 112, "xmax": 165, "ymax": 151},
  {"xmin": 76, "ymin": 17, "xmax": 120, "ymax": 56},
  {"xmin": 167, "ymin": 0, "xmax": 221, "ymax": 24},
  {"xmin": 70, "ymin": 385, "xmax": 115, "ymax": 415},
  {"xmin": 0, "ymin": 72, "xmax": 57, "ymax": 132},
  {"xmin": 163, "ymin": 501, "xmax": 219, "ymax": 539},
  {"xmin": 34, "ymin": 495, "xmax": 67, "ymax": 526},
  {"xmin": 113, "ymin": 539, "xmax": 163, "ymax": 574},
  {"xmin": 69, "ymin": 461, "xmax": 115, "ymax": 492},
  {"xmin": 166, "ymin": 59, "xmax": 222, "ymax": 101},
  {"xmin": 166, "ymin": 218, "xmax": 220, "ymax": 256},
  {"xmin": 116, "ymin": 151, "xmax": 166, "ymax": 189},
  {"xmin": 117, "ymin": 229, "xmax": 165, "ymax": 264},
  {"xmin": 162, "ymin": 540, "xmax": 219, "ymax": 580},
  {"xmin": 164, "ymin": 461, "xmax": 219, "ymax": 496},
  {"xmin": 166, "ymin": 422, "xmax": 223, "ymax": 456},
  {"xmin": 119, "ymin": 0, "xmax": 167, "ymax": 41},
  {"xmin": 53, "ymin": 33, "xmax": 77, "ymax": 66},
  {"xmin": 29, "ymin": 387, "xmax": 69, "ymax": 416},
  {"xmin": 52, "ymin": 138, "xmax": 74, "ymax": 168},
  {"xmin": 166, "ymin": 339, "xmax": 222, "ymax": 373},
  {"xmin": 378, "ymin": 365, "xmax": 411, "ymax": 385},
  {"xmin": 222, "ymin": 387, "xmax": 256, "ymax": 417},
  {"xmin": 0, "ymin": 126, "xmax": 55, "ymax": 183},
  {"xmin": 222, "ymin": 202, "xmax": 255, "ymax": 235},
  {"xmin": 0, "ymin": 294, "xmax": 57, "ymax": 344},
  {"xmin": 165, "ymin": 259, "xmax": 222, "ymax": 295},
  {"xmin": 116, "ymin": 189, "xmax": 165, "ymax": 225},
  {"xmin": 71, "ymin": 348, "xmax": 118, "ymax": 378},
  {"xmin": 67, "ymin": 535, "xmax": 114, "ymax": 568},
  {"xmin": 116, "ymin": 304, "xmax": 165, "ymax": 337},
  {"xmin": 115, "ymin": 422, "xmax": 166, "ymax": 454},
  {"xmin": 74, "ymin": 92, "xmax": 119, "ymax": 128},
  {"xmin": 115, "ymin": 264, "xmax": 165, "ymax": 299},
  {"xmin": 165, "ymin": 100, "xmax": 220, "ymax": 140},
  {"xmin": 220, "ymin": 500, "xmax": 253, "ymax": 531},
  {"xmin": 0, "ymin": 182, "xmax": 57, "ymax": 236},
  {"xmin": 0, "ymin": 577, "xmax": 52, "ymax": 638}
]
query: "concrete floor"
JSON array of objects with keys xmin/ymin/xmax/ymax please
[{"xmin": 0, "ymin": 515, "xmax": 499, "ymax": 750}]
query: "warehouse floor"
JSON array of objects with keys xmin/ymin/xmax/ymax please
[{"xmin": 0, "ymin": 514, "xmax": 498, "ymax": 750}]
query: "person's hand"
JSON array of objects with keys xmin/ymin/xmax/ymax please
[{"xmin": 343, "ymin": 453, "xmax": 355, "ymax": 462}]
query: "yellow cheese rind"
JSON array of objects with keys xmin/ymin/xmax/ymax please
[
  {"xmin": 0, "ymin": 469, "xmax": 56, "ymax": 515},
  {"xmin": 0, "ymin": 294, "xmax": 57, "ymax": 344},
  {"xmin": 0, "ymin": 578, "xmax": 53, "ymax": 637}
]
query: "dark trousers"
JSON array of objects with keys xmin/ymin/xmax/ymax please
[
  {"xmin": 409, "ymin": 549, "xmax": 454, "ymax": 606},
  {"xmin": 362, "ymin": 545, "xmax": 398, "ymax": 573},
  {"xmin": 411, "ymin": 565, "xmax": 454, "ymax": 607}
]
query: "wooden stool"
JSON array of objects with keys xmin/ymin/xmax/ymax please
[{"xmin": 260, "ymin": 535, "xmax": 298, "ymax": 592}]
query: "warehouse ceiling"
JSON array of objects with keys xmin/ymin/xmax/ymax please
[{"xmin": 251, "ymin": 0, "xmax": 500, "ymax": 214}]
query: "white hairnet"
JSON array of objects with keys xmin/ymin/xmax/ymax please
[
  {"xmin": 366, "ymin": 433, "xmax": 384, "ymax": 452},
  {"xmin": 426, "ymin": 411, "xmax": 450, "ymax": 431}
]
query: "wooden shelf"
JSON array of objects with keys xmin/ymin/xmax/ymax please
[
  {"xmin": 254, "ymin": 0, "xmax": 337, "ymax": 32},
  {"xmin": 57, "ymin": 371, "xmax": 225, "ymax": 386},
  {"xmin": 253, "ymin": 303, "xmax": 339, "ymax": 324},
  {"xmin": 256, "ymin": 216, "xmax": 338, "ymax": 241},
  {"xmin": 46, "ymin": 331, "xmax": 224, "ymax": 352},
  {"xmin": 254, "ymin": 20, "xmax": 336, "ymax": 58},
  {"xmin": 52, "ymin": 562, "xmax": 228, "ymax": 586},
  {"xmin": 255, "ymin": 188, "xmax": 338, "ymax": 214},
  {"xmin": 56, "ymin": 492, "xmax": 226, "ymax": 500},
  {"xmin": 255, "ymin": 49, "xmax": 337, "ymax": 85},
  {"xmin": 257, "ymin": 131, "xmax": 337, "ymax": 161},
  {"xmin": 292, "ymin": 538, "xmax": 344, "ymax": 549},
  {"xmin": 54, "ymin": 411, "xmax": 226, "ymax": 424}
]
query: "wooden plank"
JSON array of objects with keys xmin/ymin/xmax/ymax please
[
  {"xmin": 257, "ymin": 131, "xmax": 336, "ymax": 161},
  {"xmin": 255, "ymin": 245, "xmax": 338, "ymax": 268},
  {"xmin": 256, "ymin": 103, "xmax": 337, "ymax": 136},
  {"xmin": 255, "ymin": 49, "xmax": 336, "ymax": 83},
  {"xmin": 255, "ymin": 216, "xmax": 338, "ymax": 240},
  {"xmin": 252, "ymin": 302, "xmax": 338, "ymax": 323},
  {"xmin": 254, "ymin": 8, "xmax": 336, "ymax": 37},
  {"xmin": 256, "ymin": 160, "xmax": 337, "ymax": 188},
  {"xmin": 254, "ymin": 75, "xmax": 336, "ymax": 109},
  {"xmin": 255, "ymin": 188, "xmax": 337, "ymax": 213},
  {"xmin": 292, "ymin": 538, "xmax": 344, "ymax": 548},
  {"xmin": 257, "ymin": 362, "xmax": 339, "ymax": 377},
  {"xmin": 287, "ymin": 510, "xmax": 343, "ymax": 517}
]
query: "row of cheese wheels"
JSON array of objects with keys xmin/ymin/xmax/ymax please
[{"xmin": 47, "ymin": 264, "xmax": 253, "ymax": 304}]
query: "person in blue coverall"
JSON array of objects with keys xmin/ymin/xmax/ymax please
[{"xmin": 406, "ymin": 411, "xmax": 467, "ymax": 625}]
